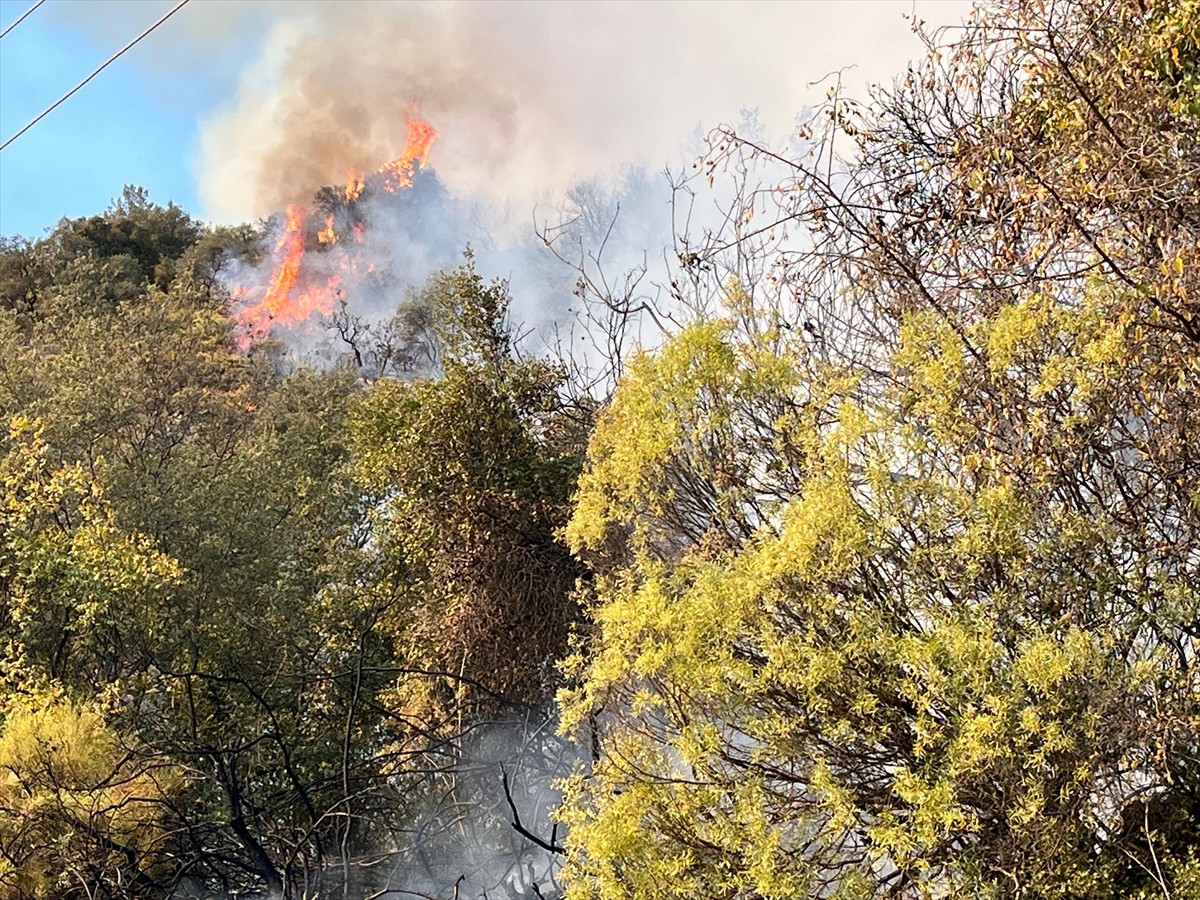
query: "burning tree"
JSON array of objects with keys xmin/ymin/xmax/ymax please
[
  {"xmin": 232, "ymin": 115, "xmax": 442, "ymax": 346},
  {"xmin": 4, "ymin": 0, "xmax": 1196, "ymax": 897},
  {"xmin": 0, "ymin": 186, "xmax": 580, "ymax": 898}
]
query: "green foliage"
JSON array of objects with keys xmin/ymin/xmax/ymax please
[
  {"xmin": 0, "ymin": 188, "xmax": 388, "ymax": 896},
  {"xmin": 0, "ymin": 214, "xmax": 586, "ymax": 895},
  {"xmin": 0, "ymin": 419, "xmax": 183, "ymax": 687},
  {"xmin": 51, "ymin": 186, "xmax": 201, "ymax": 291},
  {"xmin": 0, "ymin": 185, "xmax": 255, "ymax": 330},
  {"xmin": 3, "ymin": 2, "xmax": 1198, "ymax": 895},
  {"xmin": 351, "ymin": 258, "xmax": 586, "ymax": 722}
]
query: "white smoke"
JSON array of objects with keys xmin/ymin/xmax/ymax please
[
  {"xmin": 193, "ymin": 0, "xmax": 976, "ymax": 227},
  {"xmin": 187, "ymin": 0, "xmax": 974, "ymax": 369}
]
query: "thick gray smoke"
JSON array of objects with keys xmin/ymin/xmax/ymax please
[{"xmin": 377, "ymin": 719, "xmax": 578, "ymax": 900}]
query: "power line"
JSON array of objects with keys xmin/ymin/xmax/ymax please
[
  {"xmin": 0, "ymin": 0, "xmax": 46, "ymax": 41},
  {"xmin": 0, "ymin": 0, "xmax": 191, "ymax": 153}
]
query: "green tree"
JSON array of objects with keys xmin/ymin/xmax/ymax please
[
  {"xmin": 351, "ymin": 258, "xmax": 588, "ymax": 726},
  {"xmin": 1, "ymin": 203, "xmax": 586, "ymax": 896},
  {"xmin": 0, "ymin": 190, "xmax": 397, "ymax": 897}
]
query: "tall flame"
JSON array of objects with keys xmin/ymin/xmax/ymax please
[
  {"xmin": 379, "ymin": 116, "xmax": 440, "ymax": 192},
  {"xmin": 233, "ymin": 115, "xmax": 439, "ymax": 345},
  {"xmin": 246, "ymin": 205, "xmax": 309, "ymax": 325}
]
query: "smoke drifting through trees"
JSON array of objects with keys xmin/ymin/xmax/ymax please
[
  {"xmin": 185, "ymin": 0, "xmax": 970, "ymax": 371},
  {"xmin": 11, "ymin": 1, "xmax": 1193, "ymax": 898}
]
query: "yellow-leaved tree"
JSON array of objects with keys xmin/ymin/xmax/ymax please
[
  {"xmin": 0, "ymin": 691, "xmax": 181, "ymax": 899},
  {"xmin": 0, "ymin": 421, "xmax": 183, "ymax": 897},
  {"xmin": 557, "ymin": 0, "xmax": 1200, "ymax": 897}
]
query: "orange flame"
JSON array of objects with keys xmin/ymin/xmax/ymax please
[
  {"xmin": 344, "ymin": 170, "xmax": 365, "ymax": 203},
  {"xmin": 232, "ymin": 115, "xmax": 439, "ymax": 346},
  {"xmin": 234, "ymin": 205, "xmax": 349, "ymax": 345},
  {"xmin": 235, "ymin": 205, "xmax": 307, "ymax": 334},
  {"xmin": 380, "ymin": 116, "xmax": 440, "ymax": 192},
  {"xmin": 317, "ymin": 214, "xmax": 337, "ymax": 245}
]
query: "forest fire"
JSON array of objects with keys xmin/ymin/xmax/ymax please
[
  {"xmin": 380, "ymin": 117, "xmax": 439, "ymax": 191},
  {"xmin": 233, "ymin": 115, "xmax": 439, "ymax": 345}
]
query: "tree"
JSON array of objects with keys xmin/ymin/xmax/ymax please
[
  {"xmin": 0, "ymin": 690, "xmax": 181, "ymax": 900},
  {"xmin": 1, "ymin": 208, "xmax": 588, "ymax": 896},
  {"xmin": 342, "ymin": 259, "xmax": 588, "ymax": 898},
  {"xmin": 0, "ymin": 187, "xmax": 208, "ymax": 329},
  {"xmin": 558, "ymin": 0, "xmax": 1200, "ymax": 897},
  {"xmin": 351, "ymin": 257, "xmax": 588, "ymax": 724},
  {"xmin": 0, "ymin": 191, "xmax": 396, "ymax": 897},
  {"xmin": 0, "ymin": 417, "xmax": 184, "ymax": 690}
]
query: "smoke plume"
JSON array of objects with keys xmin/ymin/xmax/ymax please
[{"xmin": 195, "ymin": 0, "xmax": 974, "ymax": 227}]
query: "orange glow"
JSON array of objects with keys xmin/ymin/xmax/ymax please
[
  {"xmin": 317, "ymin": 214, "xmax": 337, "ymax": 245},
  {"xmin": 380, "ymin": 116, "xmax": 439, "ymax": 192},
  {"xmin": 232, "ymin": 115, "xmax": 439, "ymax": 346},
  {"xmin": 235, "ymin": 205, "xmax": 308, "ymax": 339},
  {"xmin": 235, "ymin": 205, "xmax": 345, "ymax": 343},
  {"xmin": 344, "ymin": 170, "xmax": 365, "ymax": 202}
]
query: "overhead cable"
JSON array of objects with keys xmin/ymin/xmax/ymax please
[
  {"xmin": 0, "ymin": 0, "xmax": 46, "ymax": 41},
  {"xmin": 0, "ymin": 0, "xmax": 191, "ymax": 153}
]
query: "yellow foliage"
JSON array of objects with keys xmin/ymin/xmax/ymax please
[
  {"xmin": 558, "ymin": 2, "xmax": 1200, "ymax": 896},
  {"xmin": 0, "ymin": 691, "xmax": 181, "ymax": 898}
]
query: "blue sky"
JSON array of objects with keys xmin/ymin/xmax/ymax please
[{"xmin": 0, "ymin": 0, "xmax": 263, "ymax": 238}]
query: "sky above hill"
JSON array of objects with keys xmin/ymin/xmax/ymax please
[{"xmin": 0, "ymin": 0, "xmax": 974, "ymax": 239}]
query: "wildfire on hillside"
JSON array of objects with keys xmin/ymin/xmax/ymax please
[{"xmin": 232, "ymin": 115, "xmax": 439, "ymax": 346}]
